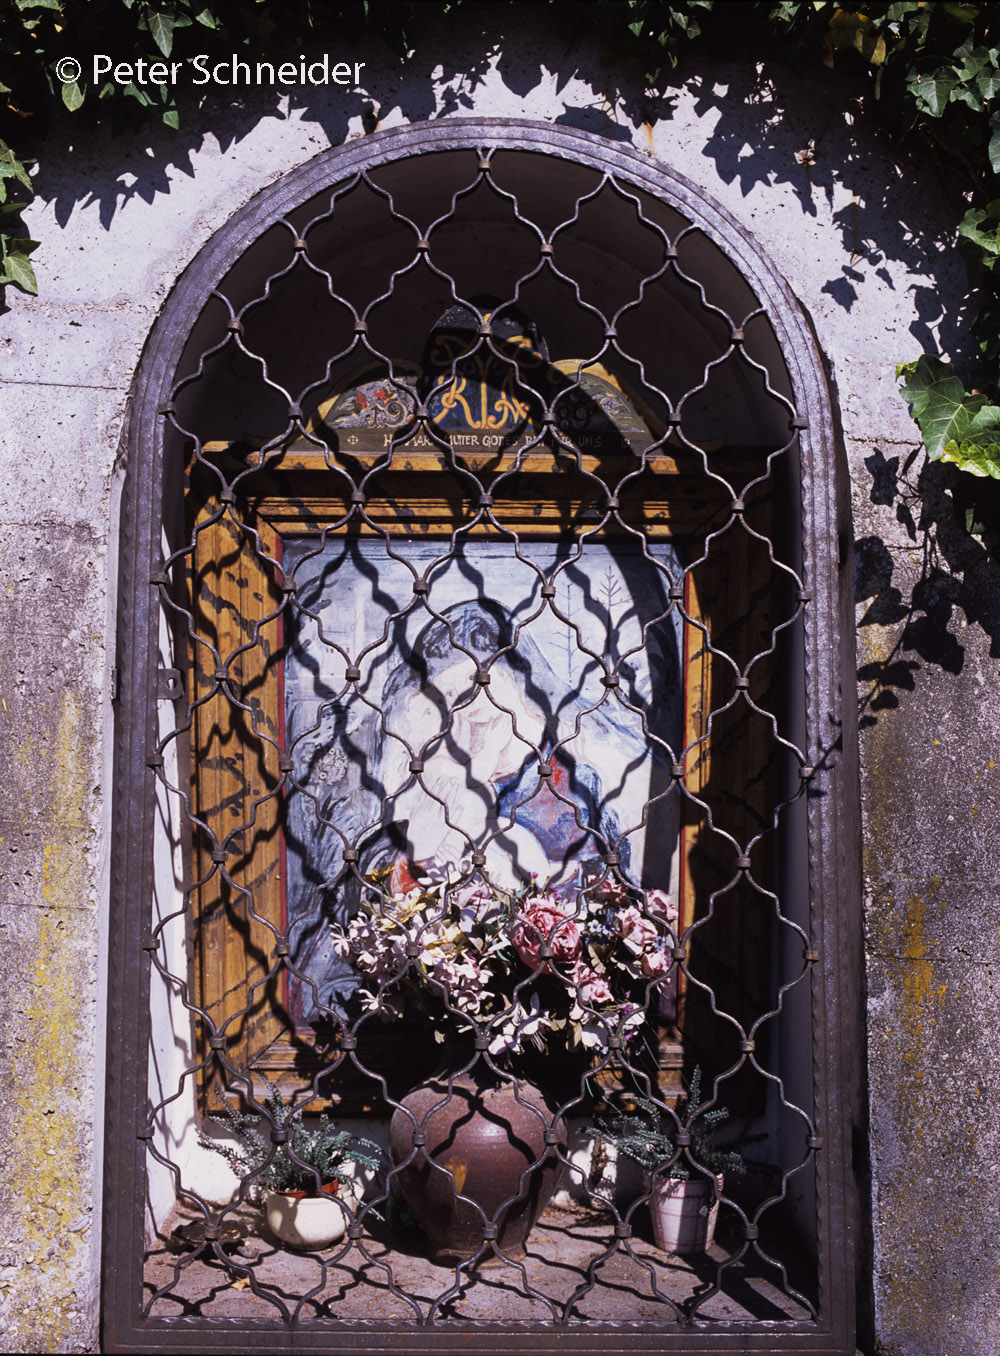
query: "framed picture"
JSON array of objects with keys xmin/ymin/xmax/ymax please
[{"xmin": 185, "ymin": 335, "xmax": 781, "ymax": 1107}]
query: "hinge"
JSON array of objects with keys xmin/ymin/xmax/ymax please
[
  {"xmin": 157, "ymin": 668, "xmax": 184, "ymax": 701},
  {"xmin": 110, "ymin": 667, "xmax": 120, "ymax": 702}
]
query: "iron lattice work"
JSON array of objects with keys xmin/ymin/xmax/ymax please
[{"xmin": 105, "ymin": 121, "xmax": 860, "ymax": 1355}]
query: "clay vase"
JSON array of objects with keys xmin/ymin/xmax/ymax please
[{"xmin": 388, "ymin": 1054, "xmax": 566, "ymax": 1263}]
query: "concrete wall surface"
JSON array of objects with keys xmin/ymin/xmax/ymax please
[{"xmin": 0, "ymin": 10, "xmax": 994, "ymax": 1354}]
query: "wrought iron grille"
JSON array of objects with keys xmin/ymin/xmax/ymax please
[{"xmin": 105, "ymin": 121, "xmax": 860, "ymax": 1355}]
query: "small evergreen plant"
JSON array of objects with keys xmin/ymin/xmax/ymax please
[
  {"xmin": 199, "ymin": 1080, "xmax": 383, "ymax": 1196},
  {"xmin": 586, "ymin": 1068, "xmax": 748, "ymax": 1181}
]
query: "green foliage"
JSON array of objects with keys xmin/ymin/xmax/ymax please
[
  {"xmin": 1, "ymin": 0, "xmax": 999, "ymax": 512},
  {"xmin": 0, "ymin": 136, "xmax": 35, "ymax": 291},
  {"xmin": 0, "ymin": 230, "xmax": 38, "ymax": 291},
  {"xmin": 199, "ymin": 1080, "xmax": 384, "ymax": 1195},
  {"xmin": 593, "ymin": 0, "xmax": 714, "ymax": 82},
  {"xmin": 585, "ymin": 1068, "xmax": 749, "ymax": 1180},
  {"xmin": 898, "ymin": 355, "xmax": 1000, "ymax": 480},
  {"xmin": 764, "ymin": 3, "xmax": 1000, "ymax": 506}
]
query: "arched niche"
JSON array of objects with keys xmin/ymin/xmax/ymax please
[{"xmin": 106, "ymin": 120, "xmax": 860, "ymax": 1356}]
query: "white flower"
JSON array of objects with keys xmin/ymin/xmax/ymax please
[
  {"xmin": 487, "ymin": 995, "xmax": 547, "ymax": 1055},
  {"xmin": 568, "ymin": 1002, "xmax": 611, "ymax": 1051}
]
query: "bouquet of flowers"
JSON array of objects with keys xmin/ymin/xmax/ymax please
[{"xmin": 330, "ymin": 855, "xmax": 679, "ymax": 1058}]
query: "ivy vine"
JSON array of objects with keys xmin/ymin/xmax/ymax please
[{"xmin": 1, "ymin": 1, "xmax": 999, "ymax": 487}]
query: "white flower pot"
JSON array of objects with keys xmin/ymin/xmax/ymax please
[
  {"xmin": 647, "ymin": 1172, "xmax": 723, "ymax": 1254},
  {"xmin": 265, "ymin": 1184, "xmax": 347, "ymax": 1249}
]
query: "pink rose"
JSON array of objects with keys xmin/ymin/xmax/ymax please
[
  {"xmin": 591, "ymin": 875, "xmax": 629, "ymax": 907},
  {"xmin": 640, "ymin": 948, "xmax": 671, "ymax": 979},
  {"xmin": 615, "ymin": 905, "xmax": 660, "ymax": 956},
  {"xmin": 573, "ymin": 962, "xmax": 614, "ymax": 1006},
  {"xmin": 645, "ymin": 889, "xmax": 678, "ymax": 924},
  {"xmin": 511, "ymin": 898, "xmax": 581, "ymax": 972}
]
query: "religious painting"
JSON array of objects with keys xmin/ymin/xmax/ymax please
[{"xmin": 282, "ymin": 536, "xmax": 684, "ymax": 1026}]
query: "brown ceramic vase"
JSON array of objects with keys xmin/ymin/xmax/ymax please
[{"xmin": 388, "ymin": 1052, "xmax": 566, "ymax": 1263}]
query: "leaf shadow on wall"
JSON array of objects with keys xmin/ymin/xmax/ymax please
[
  {"xmin": 855, "ymin": 447, "xmax": 1000, "ymax": 730},
  {"xmin": 26, "ymin": 7, "xmax": 656, "ymax": 256},
  {"xmin": 685, "ymin": 61, "xmax": 980, "ymax": 372},
  {"xmin": 21, "ymin": 5, "xmax": 972, "ymax": 370}
]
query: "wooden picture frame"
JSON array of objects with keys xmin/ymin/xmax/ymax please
[{"xmin": 185, "ymin": 414, "xmax": 784, "ymax": 1112}]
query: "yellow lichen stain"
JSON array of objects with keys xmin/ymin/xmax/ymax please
[
  {"xmin": 15, "ymin": 731, "xmax": 36, "ymax": 769},
  {"xmin": 13, "ymin": 900, "xmax": 85, "ymax": 1350},
  {"xmin": 899, "ymin": 894, "xmax": 949, "ymax": 1064},
  {"xmin": 880, "ymin": 890, "xmax": 972, "ymax": 1330},
  {"xmin": 52, "ymin": 689, "xmax": 88, "ymax": 825},
  {"xmin": 7, "ymin": 691, "xmax": 89, "ymax": 1350},
  {"xmin": 926, "ymin": 877, "xmax": 947, "ymax": 913}
]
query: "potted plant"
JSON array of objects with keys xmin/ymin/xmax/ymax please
[
  {"xmin": 200, "ymin": 1081, "xmax": 383, "ymax": 1249},
  {"xmin": 586, "ymin": 1069, "xmax": 748, "ymax": 1255}
]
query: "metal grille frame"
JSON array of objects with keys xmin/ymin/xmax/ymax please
[{"xmin": 103, "ymin": 118, "xmax": 863, "ymax": 1355}]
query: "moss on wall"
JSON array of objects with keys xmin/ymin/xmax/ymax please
[
  {"xmin": 858, "ymin": 543, "xmax": 1000, "ymax": 1356},
  {"xmin": 0, "ymin": 529, "xmax": 105, "ymax": 1353}
]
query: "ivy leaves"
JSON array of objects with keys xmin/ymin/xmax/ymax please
[
  {"xmin": 0, "ymin": 139, "xmax": 37, "ymax": 293},
  {"xmin": 898, "ymin": 355, "xmax": 1000, "ymax": 480}
]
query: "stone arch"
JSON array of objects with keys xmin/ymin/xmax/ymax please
[{"xmin": 106, "ymin": 119, "xmax": 860, "ymax": 1353}]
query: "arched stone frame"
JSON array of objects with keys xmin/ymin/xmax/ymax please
[{"xmin": 104, "ymin": 119, "xmax": 862, "ymax": 1352}]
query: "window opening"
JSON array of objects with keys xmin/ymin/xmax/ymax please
[{"xmin": 106, "ymin": 125, "xmax": 858, "ymax": 1355}]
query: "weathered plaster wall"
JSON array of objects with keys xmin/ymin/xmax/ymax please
[
  {"xmin": 855, "ymin": 467, "xmax": 1000, "ymax": 1354},
  {"xmin": 0, "ymin": 11, "xmax": 991, "ymax": 1352},
  {"xmin": 0, "ymin": 414, "xmax": 117, "ymax": 1349}
]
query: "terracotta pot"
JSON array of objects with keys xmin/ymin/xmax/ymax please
[
  {"xmin": 647, "ymin": 1172, "xmax": 723, "ymax": 1254},
  {"xmin": 388, "ymin": 1054, "xmax": 566, "ymax": 1263},
  {"xmin": 264, "ymin": 1180, "xmax": 347, "ymax": 1249}
]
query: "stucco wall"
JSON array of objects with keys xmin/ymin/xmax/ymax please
[{"xmin": 0, "ymin": 13, "xmax": 992, "ymax": 1353}]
